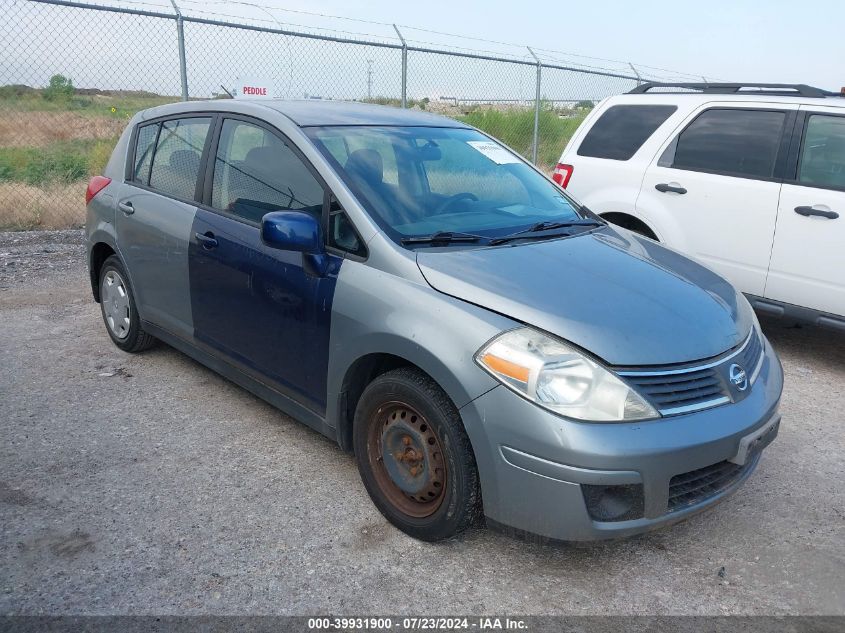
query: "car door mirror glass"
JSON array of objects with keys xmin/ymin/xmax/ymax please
[{"xmin": 261, "ymin": 211, "xmax": 323, "ymax": 254}]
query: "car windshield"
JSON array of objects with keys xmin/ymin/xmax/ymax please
[{"xmin": 305, "ymin": 125, "xmax": 588, "ymax": 244}]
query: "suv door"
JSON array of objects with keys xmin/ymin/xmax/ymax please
[
  {"xmin": 636, "ymin": 104, "xmax": 796, "ymax": 296},
  {"xmin": 189, "ymin": 116, "xmax": 342, "ymax": 414},
  {"xmin": 117, "ymin": 115, "xmax": 213, "ymax": 339},
  {"xmin": 765, "ymin": 107, "xmax": 845, "ymax": 318}
]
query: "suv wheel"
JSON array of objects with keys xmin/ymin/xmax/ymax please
[
  {"xmin": 98, "ymin": 255, "xmax": 156, "ymax": 353},
  {"xmin": 602, "ymin": 213, "xmax": 658, "ymax": 241},
  {"xmin": 353, "ymin": 367, "xmax": 481, "ymax": 541}
]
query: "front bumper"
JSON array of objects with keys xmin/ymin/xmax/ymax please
[{"xmin": 459, "ymin": 336, "xmax": 784, "ymax": 541}]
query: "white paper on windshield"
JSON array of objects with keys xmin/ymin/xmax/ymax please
[{"xmin": 466, "ymin": 140, "xmax": 521, "ymax": 165}]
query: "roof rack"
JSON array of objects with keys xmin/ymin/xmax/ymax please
[{"xmin": 628, "ymin": 82, "xmax": 840, "ymax": 98}]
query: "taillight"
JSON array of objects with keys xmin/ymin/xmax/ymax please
[
  {"xmin": 552, "ymin": 163, "xmax": 574, "ymax": 189},
  {"xmin": 86, "ymin": 176, "xmax": 112, "ymax": 205}
]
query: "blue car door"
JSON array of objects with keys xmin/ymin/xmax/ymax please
[{"xmin": 188, "ymin": 117, "xmax": 342, "ymax": 414}]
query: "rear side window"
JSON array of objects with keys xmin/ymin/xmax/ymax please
[
  {"xmin": 148, "ymin": 117, "xmax": 211, "ymax": 200},
  {"xmin": 210, "ymin": 119, "xmax": 324, "ymax": 224},
  {"xmin": 670, "ymin": 108, "xmax": 785, "ymax": 179},
  {"xmin": 577, "ymin": 105, "xmax": 677, "ymax": 160},
  {"xmin": 133, "ymin": 124, "xmax": 158, "ymax": 183},
  {"xmin": 798, "ymin": 114, "xmax": 845, "ymax": 190}
]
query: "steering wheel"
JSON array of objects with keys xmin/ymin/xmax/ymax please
[{"xmin": 431, "ymin": 192, "xmax": 479, "ymax": 215}]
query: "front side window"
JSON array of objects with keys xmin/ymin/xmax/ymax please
[
  {"xmin": 577, "ymin": 105, "xmax": 677, "ymax": 160},
  {"xmin": 798, "ymin": 114, "xmax": 845, "ymax": 190},
  {"xmin": 211, "ymin": 119, "xmax": 324, "ymax": 224},
  {"xmin": 669, "ymin": 108, "xmax": 785, "ymax": 179},
  {"xmin": 148, "ymin": 117, "xmax": 211, "ymax": 200},
  {"xmin": 306, "ymin": 126, "xmax": 583, "ymax": 241}
]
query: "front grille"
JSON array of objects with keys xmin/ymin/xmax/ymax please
[
  {"xmin": 735, "ymin": 326, "xmax": 763, "ymax": 377},
  {"xmin": 667, "ymin": 456, "xmax": 756, "ymax": 513},
  {"xmin": 618, "ymin": 328, "xmax": 764, "ymax": 416},
  {"xmin": 626, "ymin": 368, "xmax": 727, "ymax": 411}
]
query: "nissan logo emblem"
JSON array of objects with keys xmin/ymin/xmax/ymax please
[{"xmin": 729, "ymin": 363, "xmax": 748, "ymax": 392}]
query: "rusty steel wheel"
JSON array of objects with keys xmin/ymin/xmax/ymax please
[
  {"xmin": 366, "ymin": 401, "xmax": 447, "ymax": 518},
  {"xmin": 353, "ymin": 367, "xmax": 481, "ymax": 541}
]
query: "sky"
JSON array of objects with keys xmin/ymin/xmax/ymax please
[
  {"xmin": 220, "ymin": 0, "xmax": 845, "ymax": 91},
  {"xmin": 4, "ymin": 0, "xmax": 844, "ymax": 99}
]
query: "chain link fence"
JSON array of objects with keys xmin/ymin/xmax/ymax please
[{"xmin": 0, "ymin": 0, "xmax": 651, "ymax": 230}]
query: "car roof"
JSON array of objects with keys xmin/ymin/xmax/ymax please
[
  {"xmin": 262, "ymin": 100, "xmax": 470, "ymax": 127},
  {"xmin": 138, "ymin": 99, "xmax": 470, "ymax": 128},
  {"xmin": 606, "ymin": 92, "xmax": 845, "ymax": 108}
]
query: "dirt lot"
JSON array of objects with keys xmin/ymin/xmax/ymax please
[{"xmin": 1, "ymin": 230, "xmax": 843, "ymax": 615}]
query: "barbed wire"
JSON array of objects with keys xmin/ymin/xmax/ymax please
[{"xmin": 51, "ymin": 0, "xmax": 721, "ymax": 81}]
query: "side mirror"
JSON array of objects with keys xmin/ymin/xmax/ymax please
[{"xmin": 261, "ymin": 211, "xmax": 323, "ymax": 254}]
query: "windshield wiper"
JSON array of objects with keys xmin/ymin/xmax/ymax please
[
  {"xmin": 401, "ymin": 231, "xmax": 486, "ymax": 246},
  {"xmin": 489, "ymin": 219, "xmax": 603, "ymax": 245}
]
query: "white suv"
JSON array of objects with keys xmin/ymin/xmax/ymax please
[{"xmin": 555, "ymin": 83, "xmax": 845, "ymax": 330}]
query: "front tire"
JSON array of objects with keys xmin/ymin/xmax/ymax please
[
  {"xmin": 98, "ymin": 255, "xmax": 156, "ymax": 353},
  {"xmin": 353, "ymin": 367, "xmax": 481, "ymax": 541}
]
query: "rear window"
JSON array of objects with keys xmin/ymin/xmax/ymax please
[
  {"xmin": 669, "ymin": 108, "xmax": 785, "ymax": 179},
  {"xmin": 798, "ymin": 114, "xmax": 845, "ymax": 190},
  {"xmin": 147, "ymin": 117, "xmax": 211, "ymax": 200},
  {"xmin": 133, "ymin": 124, "xmax": 158, "ymax": 183},
  {"xmin": 577, "ymin": 105, "xmax": 677, "ymax": 161}
]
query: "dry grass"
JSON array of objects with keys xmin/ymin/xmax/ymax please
[
  {"xmin": 0, "ymin": 181, "xmax": 86, "ymax": 230},
  {"xmin": 0, "ymin": 111, "xmax": 127, "ymax": 148}
]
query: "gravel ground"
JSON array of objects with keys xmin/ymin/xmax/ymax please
[{"xmin": 0, "ymin": 230, "xmax": 843, "ymax": 616}]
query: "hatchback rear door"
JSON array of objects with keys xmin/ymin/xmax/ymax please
[
  {"xmin": 764, "ymin": 106, "xmax": 845, "ymax": 319},
  {"xmin": 635, "ymin": 103, "xmax": 797, "ymax": 296},
  {"xmin": 117, "ymin": 115, "xmax": 213, "ymax": 339}
]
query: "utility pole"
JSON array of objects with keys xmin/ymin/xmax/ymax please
[{"xmin": 367, "ymin": 60, "xmax": 374, "ymax": 100}]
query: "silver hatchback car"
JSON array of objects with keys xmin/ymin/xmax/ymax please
[{"xmin": 86, "ymin": 100, "xmax": 783, "ymax": 542}]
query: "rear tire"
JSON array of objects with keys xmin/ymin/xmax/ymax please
[
  {"xmin": 353, "ymin": 367, "xmax": 481, "ymax": 541},
  {"xmin": 98, "ymin": 255, "xmax": 156, "ymax": 353}
]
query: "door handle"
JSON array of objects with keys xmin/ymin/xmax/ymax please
[
  {"xmin": 195, "ymin": 232, "xmax": 218, "ymax": 249},
  {"xmin": 118, "ymin": 201, "xmax": 134, "ymax": 215},
  {"xmin": 794, "ymin": 206, "xmax": 839, "ymax": 220},
  {"xmin": 655, "ymin": 183, "xmax": 687, "ymax": 195}
]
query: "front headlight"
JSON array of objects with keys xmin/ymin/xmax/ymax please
[{"xmin": 475, "ymin": 328, "xmax": 659, "ymax": 422}]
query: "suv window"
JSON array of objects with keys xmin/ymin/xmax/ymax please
[
  {"xmin": 670, "ymin": 108, "xmax": 785, "ymax": 179},
  {"xmin": 577, "ymin": 105, "xmax": 677, "ymax": 160},
  {"xmin": 211, "ymin": 119, "xmax": 324, "ymax": 224},
  {"xmin": 798, "ymin": 114, "xmax": 845, "ymax": 190},
  {"xmin": 148, "ymin": 117, "xmax": 211, "ymax": 200}
]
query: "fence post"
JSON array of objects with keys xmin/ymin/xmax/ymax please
[
  {"xmin": 393, "ymin": 24, "xmax": 408, "ymax": 108},
  {"xmin": 527, "ymin": 47, "xmax": 541, "ymax": 165},
  {"xmin": 170, "ymin": 0, "xmax": 189, "ymax": 100},
  {"xmin": 628, "ymin": 62, "xmax": 643, "ymax": 86}
]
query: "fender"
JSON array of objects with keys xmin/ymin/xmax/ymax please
[{"xmin": 325, "ymin": 261, "xmax": 518, "ymax": 437}]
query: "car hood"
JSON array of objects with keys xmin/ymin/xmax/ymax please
[{"xmin": 416, "ymin": 227, "xmax": 753, "ymax": 367}]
